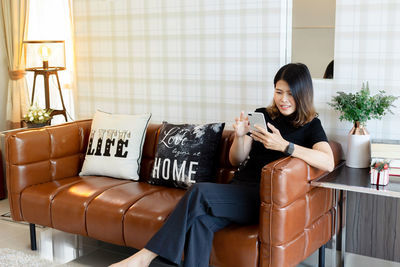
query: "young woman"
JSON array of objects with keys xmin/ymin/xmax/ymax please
[{"xmin": 110, "ymin": 63, "xmax": 334, "ymax": 267}]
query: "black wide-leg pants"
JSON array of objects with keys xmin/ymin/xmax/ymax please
[{"xmin": 145, "ymin": 182, "xmax": 260, "ymax": 267}]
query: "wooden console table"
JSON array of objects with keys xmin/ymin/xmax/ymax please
[{"xmin": 311, "ymin": 162, "xmax": 400, "ymax": 267}]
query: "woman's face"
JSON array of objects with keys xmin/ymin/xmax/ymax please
[{"xmin": 274, "ymin": 80, "xmax": 296, "ymax": 116}]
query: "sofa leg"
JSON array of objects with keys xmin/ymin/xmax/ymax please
[
  {"xmin": 30, "ymin": 223, "xmax": 37, "ymax": 251},
  {"xmin": 318, "ymin": 244, "xmax": 325, "ymax": 267}
]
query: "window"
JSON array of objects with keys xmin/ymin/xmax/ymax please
[{"xmin": 26, "ymin": 0, "xmax": 75, "ymax": 124}]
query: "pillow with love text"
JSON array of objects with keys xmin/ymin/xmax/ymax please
[
  {"xmin": 148, "ymin": 122, "xmax": 225, "ymax": 189},
  {"xmin": 80, "ymin": 110, "xmax": 151, "ymax": 180}
]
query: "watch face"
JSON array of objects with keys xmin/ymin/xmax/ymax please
[
  {"xmin": 288, "ymin": 143, "xmax": 294, "ymax": 155},
  {"xmin": 286, "ymin": 142, "xmax": 294, "ymax": 155}
]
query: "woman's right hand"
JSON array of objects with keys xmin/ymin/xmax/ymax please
[
  {"xmin": 232, "ymin": 111, "xmax": 250, "ymax": 137},
  {"xmin": 229, "ymin": 111, "xmax": 252, "ymax": 166}
]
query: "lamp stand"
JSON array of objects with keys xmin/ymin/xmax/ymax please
[{"xmin": 31, "ymin": 68, "xmax": 68, "ymax": 122}]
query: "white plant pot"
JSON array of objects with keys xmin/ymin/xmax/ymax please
[{"xmin": 346, "ymin": 134, "xmax": 371, "ymax": 168}]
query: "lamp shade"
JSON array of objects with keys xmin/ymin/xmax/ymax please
[{"xmin": 23, "ymin": 40, "xmax": 66, "ymax": 71}]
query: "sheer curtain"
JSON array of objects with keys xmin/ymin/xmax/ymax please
[
  {"xmin": 0, "ymin": 0, "xmax": 30, "ymax": 129},
  {"xmin": 25, "ymin": 0, "xmax": 76, "ymax": 124}
]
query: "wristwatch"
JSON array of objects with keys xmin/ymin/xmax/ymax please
[{"xmin": 284, "ymin": 142, "xmax": 295, "ymax": 156}]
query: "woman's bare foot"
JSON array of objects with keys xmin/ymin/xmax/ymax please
[{"xmin": 109, "ymin": 248, "xmax": 158, "ymax": 267}]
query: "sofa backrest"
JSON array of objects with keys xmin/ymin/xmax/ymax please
[
  {"xmin": 5, "ymin": 120, "xmax": 237, "ymax": 186},
  {"xmin": 5, "ymin": 119, "xmax": 341, "ymax": 190}
]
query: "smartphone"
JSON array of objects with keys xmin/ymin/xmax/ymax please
[{"xmin": 247, "ymin": 112, "xmax": 267, "ymax": 132}]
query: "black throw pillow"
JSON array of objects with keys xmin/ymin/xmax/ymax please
[{"xmin": 148, "ymin": 122, "xmax": 225, "ymax": 189}]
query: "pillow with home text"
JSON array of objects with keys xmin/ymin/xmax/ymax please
[
  {"xmin": 148, "ymin": 122, "xmax": 225, "ymax": 189},
  {"xmin": 80, "ymin": 110, "xmax": 151, "ymax": 180}
]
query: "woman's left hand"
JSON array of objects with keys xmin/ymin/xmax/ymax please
[{"xmin": 250, "ymin": 122, "xmax": 289, "ymax": 152}]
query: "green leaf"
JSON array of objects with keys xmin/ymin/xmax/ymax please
[{"xmin": 328, "ymin": 82, "xmax": 399, "ymax": 124}]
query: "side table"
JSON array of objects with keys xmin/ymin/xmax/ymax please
[
  {"xmin": 311, "ymin": 162, "xmax": 400, "ymax": 267},
  {"xmin": 30, "ymin": 68, "xmax": 68, "ymax": 122}
]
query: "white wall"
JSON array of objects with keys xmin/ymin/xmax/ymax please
[{"xmin": 0, "ymin": 23, "xmax": 8, "ymax": 132}]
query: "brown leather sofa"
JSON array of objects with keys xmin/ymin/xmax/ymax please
[{"xmin": 4, "ymin": 120, "xmax": 342, "ymax": 267}]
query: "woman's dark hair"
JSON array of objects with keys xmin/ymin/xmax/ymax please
[
  {"xmin": 323, "ymin": 60, "xmax": 334, "ymax": 79},
  {"xmin": 267, "ymin": 63, "xmax": 316, "ymax": 127}
]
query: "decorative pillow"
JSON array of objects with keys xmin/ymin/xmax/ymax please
[
  {"xmin": 80, "ymin": 110, "xmax": 151, "ymax": 180},
  {"xmin": 148, "ymin": 122, "xmax": 225, "ymax": 189}
]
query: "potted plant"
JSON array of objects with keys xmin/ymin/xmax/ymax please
[
  {"xmin": 329, "ymin": 83, "xmax": 398, "ymax": 168},
  {"xmin": 23, "ymin": 103, "xmax": 52, "ymax": 128}
]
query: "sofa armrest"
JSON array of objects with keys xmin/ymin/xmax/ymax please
[
  {"xmin": 260, "ymin": 141, "xmax": 342, "ymax": 206},
  {"xmin": 260, "ymin": 157, "xmax": 326, "ymax": 207},
  {"xmin": 5, "ymin": 120, "xmax": 92, "ymax": 221},
  {"xmin": 260, "ymin": 141, "xmax": 342, "ymax": 207},
  {"xmin": 258, "ymin": 141, "xmax": 342, "ymax": 267}
]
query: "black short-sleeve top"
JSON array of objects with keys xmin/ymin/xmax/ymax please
[{"xmin": 233, "ymin": 107, "xmax": 328, "ymax": 184}]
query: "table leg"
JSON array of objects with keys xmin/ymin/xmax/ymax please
[
  {"xmin": 54, "ymin": 71, "xmax": 68, "ymax": 122},
  {"xmin": 341, "ymin": 190, "xmax": 347, "ymax": 266},
  {"xmin": 31, "ymin": 72, "xmax": 38, "ymax": 105},
  {"xmin": 331, "ymin": 189, "xmax": 339, "ymax": 267},
  {"xmin": 44, "ymin": 72, "xmax": 51, "ymax": 110}
]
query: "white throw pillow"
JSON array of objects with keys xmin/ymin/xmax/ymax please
[{"xmin": 80, "ymin": 110, "xmax": 151, "ymax": 180}]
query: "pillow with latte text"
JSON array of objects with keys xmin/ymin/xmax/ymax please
[
  {"xmin": 148, "ymin": 122, "xmax": 225, "ymax": 189},
  {"xmin": 80, "ymin": 110, "xmax": 151, "ymax": 180}
]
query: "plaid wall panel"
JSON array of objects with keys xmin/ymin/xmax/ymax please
[
  {"xmin": 73, "ymin": 0, "xmax": 400, "ymax": 148},
  {"xmin": 73, "ymin": 0, "xmax": 281, "ymax": 126}
]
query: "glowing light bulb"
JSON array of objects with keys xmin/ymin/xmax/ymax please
[
  {"xmin": 41, "ymin": 46, "xmax": 50, "ymax": 60},
  {"xmin": 38, "ymin": 45, "xmax": 52, "ymax": 69}
]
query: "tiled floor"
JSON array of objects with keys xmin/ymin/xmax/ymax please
[{"xmin": 1, "ymin": 198, "xmax": 400, "ymax": 267}]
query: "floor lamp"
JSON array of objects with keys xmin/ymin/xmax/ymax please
[{"xmin": 23, "ymin": 40, "xmax": 68, "ymax": 122}]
